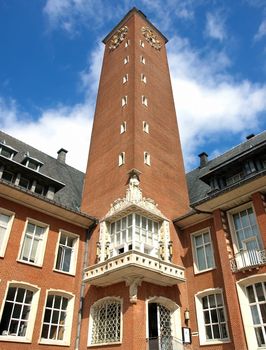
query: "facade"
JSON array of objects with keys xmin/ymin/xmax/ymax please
[{"xmin": 0, "ymin": 7, "xmax": 266, "ymax": 350}]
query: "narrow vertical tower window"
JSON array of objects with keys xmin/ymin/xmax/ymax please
[
  {"xmin": 122, "ymin": 74, "xmax": 128, "ymax": 84},
  {"xmin": 124, "ymin": 56, "xmax": 129, "ymax": 64},
  {"xmin": 142, "ymin": 96, "xmax": 148, "ymax": 106},
  {"xmin": 143, "ymin": 121, "xmax": 149, "ymax": 133},
  {"xmin": 140, "ymin": 55, "xmax": 146, "ymax": 64},
  {"xmin": 121, "ymin": 96, "xmax": 128, "ymax": 107},
  {"xmin": 141, "ymin": 73, "xmax": 147, "ymax": 84},
  {"xmin": 120, "ymin": 121, "xmax": 127, "ymax": 134},
  {"xmin": 144, "ymin": 152, "xmax": 151, "ymax": 165},
  {"xmin": 118, "ymin": 152, "xmax": 125, "ymax": 166}
]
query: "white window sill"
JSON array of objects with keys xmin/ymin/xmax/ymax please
[
  {"xmin": 53, "ymin": 268, "xmax": 75, "ymax": 277},
  {"xmin": 88, "ymin": 341, "xmax": 122, "ymax": 347},
  {"xmin": 39, "ymin": 339, "xmax": 70, "ymax": 346},
  {"xmin": 200, "ymin": 339, "xmax": 231, "ymax": 346},
  {"xmin": 0, "ymin": 335, "xmax": 31, "ymax": 343},
  {"xmin": 193, "ymin": 266, "xmax": 216, "ymax": 275},
  {"xmin": 17, "ymin": 259, "xmax": 42, "ymax": 268}
]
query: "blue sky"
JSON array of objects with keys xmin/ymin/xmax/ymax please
[{"xmin": 0, "ymin": 0, "xmax": 266, "ymax": 172}]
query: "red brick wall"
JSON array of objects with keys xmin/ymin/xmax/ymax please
[{"xmin": 0, "ymin": 197, "xmax": 86, "ymax": 350}]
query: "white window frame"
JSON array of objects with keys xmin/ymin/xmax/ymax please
[
  {"xmin": 120, "ymin": 121, "xmax": 126, "ymax": 134},
  {"xmin": 195, "ymin": 288, "xmax": 230, "ymax": 346},
  {"xmin": 108, "ymin": 213, "xmax": 160, "ymax": 259},
  {"xmin": 88, "ymin": 297, "xmax": 123, "ymax": 346},
  {"xmin": 140, "ymin": 40, "xmax": 145, "ymax": 48},
  {"xmin": 39, "ymin": 289, "xmax": 75, "ymax": 346},
  {"xmin": 17, "ymin": 218, "xmax": 49, "ymax": 267},
  {"xmin": 143, "ymin": 121, "xmax": 149, "ymax": 133},
  {"xmin": 141, "ymin": 73, "xmax": 147, "ymax": 84},
  {"xmin": 123, "ymin": 56, "xmax": 129, "ymax": 65},
  {"xmin": 121, "ymin": 96, "xmax": 127, "ymax": 107},
  {"xmin": 122, "ymin": 74, "xmax": 128, "ymax": 84},
  {"xmin": 118, "ymin": 152, "xmax": 125, "ymax": 166},
  {"xmin": 237, "ymin": 274, "xmax": 266, "ymax": 350},
  {"xmin": 53, "ymin": 230, "xmax": 79, "ymax": 276},
  {"xmin": 144, "ymin": 152, "xmax": 151, "ymax": 166},
  {"xmin": 140, "ymin": 55, "xmax": 146, "ymax": 64},
  {"xmin": 227, "ymin": 203, "xmax": 262, "ymax": 269},
  {"xmin": 0, "ymin": 208, "xmax": 15, "ymax": 257},
  {"xmin": 142, "ymin": 95, "xmax": 148, "ymax": 107},
  {"xmin": 191, "ymin": 228, "xmax": 215, "ymax": 274},
  {"xmin": 0, "ymin": 281, "xmax": 40, "ymax": 343},
  {"xmin": 125, "ymin": 39, "xmax": 130, "ymax": 48}
]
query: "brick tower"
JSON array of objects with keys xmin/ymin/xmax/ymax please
[{"xmin": 81, "ymin": 8, "xmax": 190, "ymax": 350}]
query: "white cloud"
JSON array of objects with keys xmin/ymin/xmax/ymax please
[
  {"xmin": 0, "ymin": 44, "xmax": 105, "ymax": 172},
  {"xmin": 205, "ymin": 11, "xmax": 226, "ymax": 41},
  {"xmin": 255, "ymin": 19, "xmax": 266, "ymax": 41},
  {"xmin": 167, "ymin": 36, "xmax": 266, "ymax": 169}
]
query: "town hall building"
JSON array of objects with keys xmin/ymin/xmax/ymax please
[{"xmin": 0, "ymin": 7, "xmax": 266, "ymax": 350}]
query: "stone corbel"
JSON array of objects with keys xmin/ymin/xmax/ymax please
[{"xmin": 125, "ymin": 276, "xmax": 142, "ymax": 304}]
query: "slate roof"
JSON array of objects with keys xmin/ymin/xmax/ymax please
[
  {"xmin": 1, "ymin": 129, "xmax": 266, "ymax": 212},
  {"xmin": 186, "ymin": 130, "xmax": 266, "ymax": 205},
  {"xmin": 0, "ymin": 130, "xmax": 85, "ymax": 211}
]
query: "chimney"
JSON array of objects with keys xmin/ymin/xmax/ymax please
[
  {"xmin": 246, "ymin": 133, "xmax": 255, "ymax": 140},
  {"xmin": 57, "ymin": 148, "xmax": 68, "ymax": 164},
  {"xmin": 198, "ymin": 152, "xmax": 208, "ymax": 168}
]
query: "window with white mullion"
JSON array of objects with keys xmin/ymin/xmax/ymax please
[
  {"xmin": 246, "ymin": 282, "xmax": 266, "ymax": 347},
  {"xmin": 20, "ymin": 223, "xmax": 45, "ymax": 264},
  {"xmin": 193, "ymin": 231, "xmax": 214, "ymax": 272},
  {"xmin": 41, "ymin": 294, "xmax": 68, "ymax": 341},
  {"xmin": 55, "ymin": 233, "xmax": 76, "ymax": 273},
  {"xmin": 109, "ymin": 213, "xmax": 159, "ymax": 257},
  {"xmin": 0, "ymin": 212, "xmax": 12, "ymax": 255},
  {"xmin": 0, "ymin": 287, "xmax": 33, "ymax": 337},
  {"xmin": 202, "ymin": 293, "xmax": 228, "ymax": 341},
  {"xmin": 232, "ymin": 207, "xmax": 261, "ymax": 252}
]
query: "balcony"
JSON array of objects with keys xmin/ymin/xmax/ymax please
[
  {"xmin": 83, "ymin": 250, "xmax": 185, "ymax": 287},
  {"xmin": 230, "ymin": 249, "xmax": 266, "ymax": 272},
  {"xmin": 146, "ymin": 336, "xmax": 184, "ymax": 350}
]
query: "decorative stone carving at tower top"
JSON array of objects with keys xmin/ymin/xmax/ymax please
[
  {"xmin": 103, "ymin": 173, "xmax": 166, "ymax": 220},
  {"xmin": 141, "ymin": 26, "xmax": 162, "ymax": 50},
  {"xmin": 109, "ymin": 26, "xmax": 128, "ymax": 50}
]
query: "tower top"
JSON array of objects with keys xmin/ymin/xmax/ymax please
[{"xmin": 102, "ymin": 7, "xmax": 168, "ymax": 44}]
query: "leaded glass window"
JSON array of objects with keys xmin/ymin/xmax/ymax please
[
  {"xmin": 247, "ymin": 282, "xmax": 266, "ymax": 347},
  {"xmin": 91, "ymin": 299, "xmax": 121, "ymax": 344}
]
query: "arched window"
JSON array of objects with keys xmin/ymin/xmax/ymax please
[
  {"xmin": 89, "ymin": 297, "xmax": 122, "ymax": 345},
  {"xmin": 195, "ymin": 288, "xmax": 229, "ymax": 345},
  {"xmin": 0, "ymin": 282, "xmax": 40, "ymax": 342},
  {"xmin": 40, "ymin": 290, "xmax": 74, "ymax": 345}
]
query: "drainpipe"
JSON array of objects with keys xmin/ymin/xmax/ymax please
[{"xmin": 75, "ymin": 221, "xmax": 97, "ymax": 350}]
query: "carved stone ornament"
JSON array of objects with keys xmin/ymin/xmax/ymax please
[
  {"xmin": 109, "ymin": 26, "xmax": 128, "ymax": 51},
  {"xmin": 141, "ymin": 26, "xmax": 162, "ymax": 50},
  {"xmin": 125, "ymin": 276, "xmax": 142, "ymax": 303},
  {"xmin": 103, "ymin": 174, "xmax": 167, "ymax": 221}
]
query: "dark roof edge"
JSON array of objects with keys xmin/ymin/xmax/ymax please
[
  {"xmin": 190, "ymin": 169, "xmax": 266, "ymax": 207},
  {"xmin": 0, "ymin": 178, "xmax": 97, "ymax": 223},
  {"xmin": 173, "ymin": 209, "xmax": 197, "ymax": 223},
  {"xmin": 102, "ymin": 7, "xmax": 168, "ymax": 44}
]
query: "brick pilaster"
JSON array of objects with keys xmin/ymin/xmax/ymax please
[
  {"xmin": 252, "ymin": 192, "xmax": 266, "ymax": 248},
  {"xmin": 213, "ymin": 209, "xmax": 247, "ymax": 350}
]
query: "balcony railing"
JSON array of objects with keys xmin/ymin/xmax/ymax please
[
  {"xmin": 146, "ymin": 336, "xmax": 184, "ymax": 350},
  {"xmin": 83, "ymin": 250, "xmax": 185, "ymax": 287},
  {"xmin": 230, "ymin": 249, "xmax": 266, "ymax": 272}
]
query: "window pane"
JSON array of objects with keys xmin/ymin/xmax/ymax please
[
  {"xmin": 256, "ymin": 283, "xmax": 265, "ymax": 302},
  {"xmin": 196, "ymin": 246, "xmax": 206, "ymax": 270},
  {"xmin": 247, "ymin": 285, "xmax": 256, "ymax": 302}
]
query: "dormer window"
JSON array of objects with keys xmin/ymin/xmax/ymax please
[
  {"xmin": 0, "ymin": 143, "xmax": 17, "ymax": 159},
  {"xmin": 22, "ymin": 156, "xmax": 43, "ymax": 172}
]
